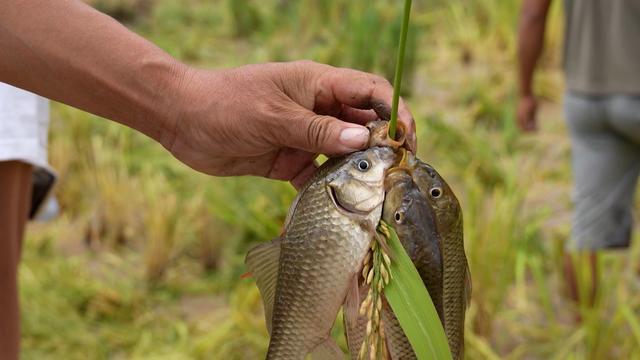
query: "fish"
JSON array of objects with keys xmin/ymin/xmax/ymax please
[
  {"xmin": 382, "ymin": 168, "xmax": 445, "ymax": 323},
  {"xmin": 344, "ymin": 152, "xmax": 470, "ymax": 360},
  {"xmin": 409, "ymin": 154, "xmax": 470, "ymax": 360},
  {"xmin": 344, "ymin": 167, "xmax": 444, "ymax": 359},
  {"xmin": 245, "ymin": 146, "xmax": 398, "ymax": 360}
]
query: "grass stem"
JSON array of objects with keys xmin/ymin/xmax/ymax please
[{"xmin": 388, "ymin": 0, "xmax": 412, "ymax": 139}]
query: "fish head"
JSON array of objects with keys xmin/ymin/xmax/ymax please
[
  {"xmin": 325, "ymin": 146, "xmax": 397, "ymax": 215},
  {"xmin": 383, "ymin": 170, "xmax": 435, "ymax": 234},
  {"xmin": 382, "ymin": 169, "xmax": 442, "ymax": 267},
  {"xmin": 382, "ymin": 167, "xmax": 445, "ymax": 324},
  {"xmin": 409, "ymin": 156, "xmax": 462, "ymax": 229}
]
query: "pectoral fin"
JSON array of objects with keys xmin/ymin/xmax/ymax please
[
  {"xmin": 344, "ymin": 284, "xmax": 369, "ymax": 359},
  {"xmin": 245, "ymin": 238, "xmax": 281, "ymax": 334},
  {"xmin": 343, "ymin": 274, "xmax": 361, "ymax": 333}
]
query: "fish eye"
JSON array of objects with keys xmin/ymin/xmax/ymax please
[
  {"xmin": 430, "ymin": 187, "xmax": 442, "ymax": 198},
  {"xmin": 356, "ymin": 159, "xmax": 370, "ymax": 172},
  {"xmin": 394, "ymin": 211, "xmax": 404, "ymax": 224}
]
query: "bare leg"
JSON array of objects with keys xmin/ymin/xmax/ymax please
[
  {"xmin": 0, "ymin": 161, "xmax": 32, "ymax": 360},
  {"xmin": 563, "ymin": 253, "xmax": 579, "ymax": 304},
  {"xmin": 563, "ymin": 252, "xmax": 599, "ymax": 317},
  {"xmin": 588, "ymin": 251, "xmax": 598, "ymax": 306}
]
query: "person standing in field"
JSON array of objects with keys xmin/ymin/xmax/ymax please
[
  {"xmin": 0, "ymin": 84, "xmax": 56, "ymax": 360},
  {"xmin": 0, "ymin": 1, "xmax": 416, "ymax": 358},
  {"xmin": 518, "ymin": 0, "xmax": 640, "ymax": 307}
]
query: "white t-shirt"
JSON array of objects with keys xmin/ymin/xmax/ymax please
[
  {"xmin": 0, "ymin": 82, "xmax": 56, "ymax": 217},
  {"xmin": 0, "ymin": 82, "xmax": 50, "ymax": 168}
]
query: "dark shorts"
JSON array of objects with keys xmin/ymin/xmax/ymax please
[{"xmin": 565, "ymin": 92, "xmax": 640, "ymax": 250}]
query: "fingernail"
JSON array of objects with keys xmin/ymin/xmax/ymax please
[{"xmin": 339, "ymin": 127, "xmax": 369, "ymax": 149}]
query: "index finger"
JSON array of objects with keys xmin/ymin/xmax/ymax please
[{"xmin": 315, "ymin": 67, "xmax": 417, "ymax": 152}]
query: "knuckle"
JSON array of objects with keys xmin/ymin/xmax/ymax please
[
  {"xmin": 341, "ymin": 69, "xmax": 370, "ymax": 84},
  {"xmin": 292, "ymin": 60, "xmax": 332, "ymax": 76},
  {"xmin": 306, "ymin": 116, "xmax": 330, "ymax": 149},
  {"xmin": 292, "ymin": 60, "xmax": 332, "ymax": 90},
  {"xmin": 255, "ymin": 100, "xmax": 292, "ymax": 146},
  {"xmin": 371, "ymin": 74, "xmax": 391, "ymax": 87},
  {"xmin": 293, "ymin": 59, "xmax": 317, "ymax": 67}
]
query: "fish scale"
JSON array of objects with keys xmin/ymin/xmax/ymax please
[
  {"xmin": 412, "ymin": 159, "xmax": 469, "ymax": 360},
  {"xmin": 345, "ymin": 168, "xmax": 442, "ymax": 360},
  {"xmin": 440, "ymin": 215, "xmax": 466, "ymax": 359},
  {"xmin": 381, "ymin": 302, "xmax": 416, "ymax": 359},
  {"xmin": 246, "ymin": 147, "xmax": 397, "ymax": 360},
  {"xmin": 271, "ymin": 194, "xmax": 369, "ymax": 356},
  {"xmin": 345, "ymin": 154, "xmax": 469, "ymax": 360},
  {"xmin": 345, "ymin": 296, "xmax": 418, "ymax": 360}
]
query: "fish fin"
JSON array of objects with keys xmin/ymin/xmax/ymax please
[
  {"xmin": 309, "ymin": 337, "xmax": 344, "ymax": 360},
  {"xmin": 245, "ymin": 238, "xmax": 281, "ymax": 335},
  {"xmin": 345, "ymin": 285, "xmax": 370, "ymax": 359},
  {"xmin": 376, "ymin": 232, "xmax": 393, "ymax": 259},
  {"xmin": 464, "ymin": 262, "xmax": 472, "ymax": 307},
  {"xmin": 343, "ymin": 274, "xmax": 361, "ymax": 333}
]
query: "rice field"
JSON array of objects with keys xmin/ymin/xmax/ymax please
[{"xmin": 21, "ymin": 1, "xmax": 640, "ymax": 359}]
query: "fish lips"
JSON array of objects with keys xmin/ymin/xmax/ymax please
[
  {"xmin": 326, "ymin": 182, "xmax": 382, "ymax": 216},
  {"xmin": 325, "ymin": 147, "xmax": 397, "ymax": 216}
]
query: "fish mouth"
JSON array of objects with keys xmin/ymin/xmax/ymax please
[
  {"xmin": 393, "ymin": 148, "xmax": 412, "ymax": 169},
  {"xmin": 383, "ymin": 148, "xmax": 408, "ymax": 173},
  {"xmin": 384, "ymin": 148, "xmax": 415, "ymax": 184},
  {"xmin": 366, "ymin": 121, "xmax": 407, "ymax": 149},
  {"xmin": 327, "ymin": 185, "xmax": 374, "ymax": 216}
]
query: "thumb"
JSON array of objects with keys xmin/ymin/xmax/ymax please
[{"xmin": 282, "ymin": 108, "xmax": 370, "ymax": 155}]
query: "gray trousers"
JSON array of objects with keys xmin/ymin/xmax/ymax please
[{"xmin": 565, "ymin": 92, "xmax": 640, "ymax": 250}]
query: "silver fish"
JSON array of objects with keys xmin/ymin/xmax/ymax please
[{"xmin": 246, "ymin": 146, "xmax": 398, "ymax": 359}]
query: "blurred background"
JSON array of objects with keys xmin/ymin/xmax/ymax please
[{"xmin": 22, "ymin": 0, "xmax": 640, "ymax": 358}]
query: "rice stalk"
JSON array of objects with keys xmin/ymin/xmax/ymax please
[{"xmin": 388, "ymin": 0, "xmax": 412, "ymax": 139}]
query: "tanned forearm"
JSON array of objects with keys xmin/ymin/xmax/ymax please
[
  {"xmin": 0, "ymin": 0, "xmax": 418, "ymax": 183},
  {"xmin": 518, "ymin": 0, "xmax": 552, "ymax": 97},
  {"xmin": 0, "ymin": 0, "xmax": 186, "ymax": 145}
]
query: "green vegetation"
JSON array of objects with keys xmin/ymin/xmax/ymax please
[
  {"xmin": 22, "ymin": 0, "xmax": 640, "ymax": 359},
  {"xmin": 381, "ymin": 222, "xmax": 451, "ymax": 360},
  {"xmin": 388, "ymin": 0, "xmax": 412, "ymax": 139}
]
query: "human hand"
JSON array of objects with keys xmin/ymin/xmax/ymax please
[
  {"xmin": 163, "ymin": 61, "xmax": 416, "ymax": 188},
  {"xmin": 516, "ymin": 95, "xmax": 538, "ymax": 132}
]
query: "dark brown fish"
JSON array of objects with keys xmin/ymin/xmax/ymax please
[
  {"xmin": 409, "ymin": 154, "xmax": 470, "ymax": 360},
  {"xmin": 383, "ymin": 168, "xmax": 445, "ymax": 322}
]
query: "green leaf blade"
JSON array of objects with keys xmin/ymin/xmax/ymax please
[
  {"xmin": 383, "ymin": 223, "xmax": 452, "ymax": 360},
  {"xmin": 388, "ymin": 0, "xmax": 412, "ymax": 139}
]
